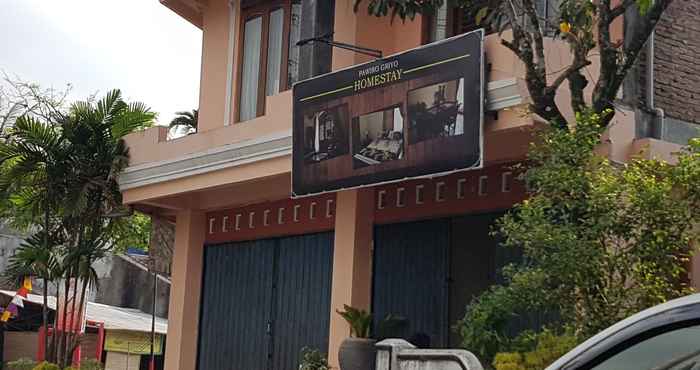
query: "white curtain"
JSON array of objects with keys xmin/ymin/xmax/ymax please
[
  {"xmin": 240, "ymin": 17, "xmax": 262, "ymax": 121},
  {"xmin": 430, "ymin": 3, "xmax": 449, "ymax": 42},
  {"xmin": 266, "ymin": 9, "xmax": 284, "ymax": 96},
  {"xmin": 454, "ymin": 78, "xmax": 464, "ymax": 135},
  {"xmin": 314, "ymin": 112, "xmax": 322, "ymax": 153},
  {"xmin": 393, "ymin": 107, "xmax": 404, "ymax": 133},
  {"xmin": 455, "ymin": 78, "xmax": 464, "ymax": 135}
]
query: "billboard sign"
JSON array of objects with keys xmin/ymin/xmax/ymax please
[
  {"xmin": 292, "ymin": 30, "xmax": 484, "ymax": 197},
  {"xmin": 104, "ymin": 330, "xmax": 164, "ymax": 355}
]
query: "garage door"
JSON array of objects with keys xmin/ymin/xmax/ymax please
[
  {"xmin": 373, "ymin": 219, "xmax": 450, "ymax": 347},
  {"xmin": 197, "ymin": 232, "xmax": 334, "ymax": 370}
]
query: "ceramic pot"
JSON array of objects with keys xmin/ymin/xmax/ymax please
[{"xmin": 338, "ymin": 337, "xmax": 377, "ymax": 370}]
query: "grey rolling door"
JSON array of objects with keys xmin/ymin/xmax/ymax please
[
  {"xmin": 373, "ymin": 219, "xmax": 450, "ymax": 347},
  {"xmin": 271, "ymin": 232, "xmax": 334, "ymax": 370},
  {"xmin": 197, "ymin": 239, "xmax": 276, "ymax": 370},
  {"xmin": 198, "ymin": 232, "xmax": 334, "ymax": 370}
]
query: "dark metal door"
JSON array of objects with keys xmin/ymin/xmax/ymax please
[
  {"xmin": 198, "ymin": 232, "xmax": 334, "ymax": 370},
  {"xmin": 198, "ymin": 239, "xmax": 276, "ymax": 370},
  {"xmin": 271, "ymin": 232, "xmax": 334, "ymax": 370},
  {"xmin": 373, "ymin": 219, "xmax": 450, "ymax": 347}
]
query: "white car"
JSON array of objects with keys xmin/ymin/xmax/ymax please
[{"xmin": 546, "ymin": 293, "xmax": 700, "ymax": 370}]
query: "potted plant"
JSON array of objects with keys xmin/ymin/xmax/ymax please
[
  {"xmin": 299, "ymin": 347, "xmax": 331, "ymax": 370},
  {"xmin": 337, "ymin": 305, "xmax": 375, "ymax": 370},
  {"xmin": 336, "ymin": 305, "xmax": 407, "ymax": 370}
]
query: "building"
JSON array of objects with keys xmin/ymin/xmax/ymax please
[
  {"xmin": 0, "ymin": 290, "xmax": 167, "ymax": 370},
  {"xmin": 119, "ymin": 1, "xmax": 699, "ymax": 370}
]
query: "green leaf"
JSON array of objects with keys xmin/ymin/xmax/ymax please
[
  {"xmin": 636, "ymin": 0, "xmax": 651, "ymax": 14},
  {"xmin": 475, "ymin": 6, "xmax": 489, "ymax": 25}
]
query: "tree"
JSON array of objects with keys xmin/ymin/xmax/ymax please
[
  {"xmin": 168, "ymin": 109, "xmax": 198, "ymax": 135},
  {"xmin": 454, "ymin": 111, "xmax": 700, "ymax": 364},
  {"xmin": 111, "ymin": 212, "xmax": 153, "ymax": 253},
  {"xmin": 1, "ymin": 89, "xmax": 155, "ymax": 367},
  {"xmin": 355, "ymin": 0, "xmax": 671, "ymax": 129},
  {"xmin": 54, "ymin": 89, "xmax": 155, "ymax": 366},
  {"xmin": 0, "ymin": 114, "xmax": 71, "ymax": 353},
  {"xmin": 0, "ymin": 72, "xmax": 70, "ymax": 138}
]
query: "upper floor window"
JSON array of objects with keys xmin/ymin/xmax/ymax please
[
  {"xmin": 426, "ymin": 0, "xmax": 559, "ymax": 43},
  {"xmin": 238, "ymin": 0, "xmax": 302, "ymax": 122}
]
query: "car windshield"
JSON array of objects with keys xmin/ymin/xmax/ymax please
[{"xmin": 591, "ymin": 324, "xmax": 700, "ymax": 370}]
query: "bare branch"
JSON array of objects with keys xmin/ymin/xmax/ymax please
[
  {"xmin": 549, "ymin": 59, "xmax": 593, "ymax": 92},
  {"xmin": 595, "ymin": 0, "xmax": 674, "ymax": 121}
]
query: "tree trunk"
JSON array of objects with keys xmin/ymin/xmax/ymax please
[
  {"xmin": 68, "ymin": 277, "xmax": 89, "ymax": 365},
  {"xmin": 57, "ymin": 271, "xmax": 71, "ymax": 367},
  {"xmin": 64, "ymin": 274, "xmax": 79, "ymax": 367},
  {"xmin": 42, "ymin": 278, "xmax": 48, "ymax": 361},
  {"xmin": 42, "ymin": 208, "xmax": 49, "ymax": 356},
  {"xmin": 48, "ymin": 282, "xmax": 60, "ymax": 362}
]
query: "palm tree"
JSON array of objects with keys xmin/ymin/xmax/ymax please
[
  {"xmin": 0, "ymin": 114, "xmax": 69, "ymax": 353},
  {"xmin": 55, "ymin": 89, "xmax": 154, "ymax": 367},
  {"xmin": 169, "ymin": 109, "xmax": 198, "ymax": 135},
  {"xmin": 0, "ymin": 89, "xmax": 154, "ymax": 366}
]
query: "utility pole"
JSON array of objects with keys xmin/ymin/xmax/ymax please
[{"xmin": 150, "ymin": 260, "xmax": 158, "ymax": 370}]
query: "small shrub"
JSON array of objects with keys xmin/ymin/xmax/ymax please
[
  {"xmin": 5, "ymin": 358, "xmax": 37, "ymax": 370},
  {"xmin": 64, "ymin": 367, "xmax": 77, "ymax": 370},
  {"xmin": 493, "ymin": 330, "xmax": 578, "ymax": 370},
  {"xmin": 78, "ymin": 359, "xmax": 103, "ymax": 370},
  {"xmin": 31, "ymin": 362, "xmax": 60, "ymax": 370},
  {"xmin": 299, "ymin": 347, "xmax": 330, "ymax": 370}
]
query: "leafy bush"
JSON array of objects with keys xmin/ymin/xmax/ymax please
[
  {"xmin": 493, "ymin": 330, "xmax": 578, "ymax": 370},
  {"xmin": 5, "ymin": 358, "xmax": 37, "ymax": 370},
  {"xmin": 298, "ymin": 347, "xmax": 330, "ymax": 370},
  {"xmin": 31, "ymin": 362, "xmax": 60, "ymax": 370},
  {"xmin": 78, "ymin": 359, "xmax": 103, "ymax": 370},
  {"xmin": 457, "ymin": 111, "xmax": 700, "ymax": 364}
]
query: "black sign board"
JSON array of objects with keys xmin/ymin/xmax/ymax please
[{"xmin": 292, "ymin": 30, "xmax": 484, "ymax": 197}]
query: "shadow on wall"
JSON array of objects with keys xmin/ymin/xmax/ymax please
[{"xmin": 94, "ymin": 254, "xmax": 171, "ymax": 318}]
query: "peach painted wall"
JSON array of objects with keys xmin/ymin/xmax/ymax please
[
  {"xmin": 122, "ymin": 155, "xmax": 291, "ymax": 205},
  {"xmin": 164, "ymin": 209, "xmax": 205, "ymax": 370},
  {"xmin": 125, "ymin": 0, "xmax": 640, "ymax": 207},
  {"xmin": 198, "ymin": 0, "xmax": 232, "ymax": 132},
  {"xmin": 124, "ymin": 91, "xmax": 292, "ymax": 166}
]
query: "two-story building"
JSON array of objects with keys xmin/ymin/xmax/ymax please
[{"xmin": 119, "ymin": 1, "xmax": 699, "ymax": 369}]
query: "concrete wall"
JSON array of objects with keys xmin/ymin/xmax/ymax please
[
  {"xmin": 3, "ymin": 331, "xmax": 38, "ymax": 362},
  {"xmin": 94, "ymin": 255, "xmax": 170, "ymax": 318},
  {"xmin": 105, "ymin": 352, "xmax": 141, "ymax": 370},
  {"xmin": 651, "ymin": 0, "xmax": 700, "ymax": 125},
  {"xmin": 631, "ymin": 0, "xmax": 700, "ymax": 144},
  {"xmin": 0, "ymin": 224, "xmax": 25, "ymax": 290}
]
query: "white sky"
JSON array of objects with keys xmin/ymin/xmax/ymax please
[{"xmin": 0, "ymin": 0, "xmax": 202, "ymax": 125}]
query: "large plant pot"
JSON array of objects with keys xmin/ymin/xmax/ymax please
[{"xmin": 338, "ymin": 337, "xmax": 377, "ymax": 370}]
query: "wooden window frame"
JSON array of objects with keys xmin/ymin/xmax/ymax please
[
  {"xmin": 423, "ymin": 3, "xmax": 495, "ymax": 44},
  {"xmin": 237, "ymin": 0, "xmax": 295, "ymax": 122}
]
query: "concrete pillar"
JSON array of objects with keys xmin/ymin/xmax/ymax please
[
  {"xmin": 327, "ymin": 188, "xmax": 375, "ymax": 367},
  {"xmin": 164, "ymin": 210, "xmax": 205, "ymax": 370}
]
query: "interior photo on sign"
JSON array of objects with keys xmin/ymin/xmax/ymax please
[
  {"xmin": 407, "ymin": 78, "xmax": 465, "ymax": 144},
  {"xmin": 351, "ymin": 105, "xmax": 405, "ymax": 168},
  {"xmin": 302, "ymin": 104, "xmax": 350, "ymax": 164}
]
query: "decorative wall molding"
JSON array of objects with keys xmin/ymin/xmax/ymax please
[
  {"xmin": 205, "ymin": 194, "xmax": 336, "ymax": 244},
  {"xmin": 119, "ymin": 79, "xmax": 523, "ymax": 191},
  {"xmin": 203, "ymin": 163, "xmax": 525, "ymax": 244},
  {"xmin": 119, "ymin": 130, "xmax": 291, "ymax": 190}
]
